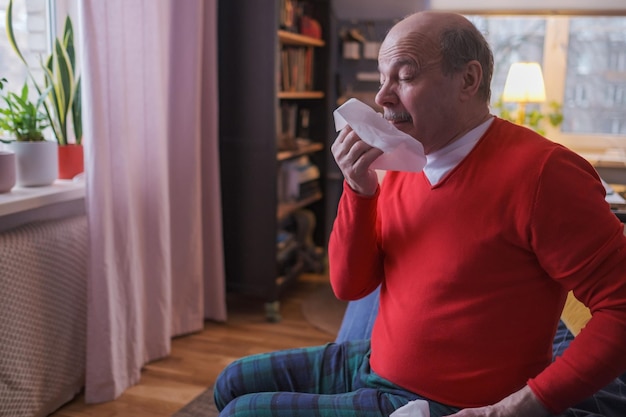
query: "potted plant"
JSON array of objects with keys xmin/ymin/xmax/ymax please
[
  {"xmin": 493, "ymin": 97, "xmax": 564, "ymax": 136},
  {"xmin": 6, "ymin": 0, "xmax": 83, "ymax": 179},
  {"xmin": 0, "ymin": 76, "xmax": 17, "ymax": 193},
  {"xmin": 0, "ymin": 79, "xmax": 58, "ymax": 187},
  {"xmin": 44, "ymin": 16, "xmax": 83, "ymax": 179},
  {"xmin": 0, "ymin": 148, "xmax": 16, "ymax": 193}
]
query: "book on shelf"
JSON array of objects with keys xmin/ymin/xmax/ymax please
[
  {"xmin": 299, "ymin": 15, "xmax": 322, "ymax": 39},
  {"xmin": 280, "ymin": 46, "xmax": 314, "ymax": 92},
  {"xmin": 298, "ymin": 108, "xmax": 310, "ymax": 139},
  {"xmin": 279, "ymin": 0, "xmax": 297, "ymax": 32},
  {"xmin": 277, "ymin": 156, "xmax": 320, "ymax": 204},
  {"xmin": 279, "ymin": 0, "xmax": 323, "ymax": 39},
  {"xmin": 276, "ymin": 102, "xmax": 316, "ymax": 152},
  {"xmin": 277, "ymin": 102, "xmax": 298, "ymax": 151}
]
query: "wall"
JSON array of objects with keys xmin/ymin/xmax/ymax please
[
  {"xmin": 332, "ymin": 0, "xmax": 626, "ymax": 21},
  {"xmin": 334, "ymin": 19, "xmax": 397, "ymax": 110},
  {"xmin": 332, "ymin": 0, "xmax": 428, "ymax": 20},
  {"xmin": 430, "ymin": 0, "xmax": 626, "ymax": 14}
]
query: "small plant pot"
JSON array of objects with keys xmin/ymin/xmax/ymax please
[
  {"xmin": 58, "ymin": 144, "xmax": 84, "ymax": 180},
  {"xmin": 0, "ymin": 150, "xmax": 17, "ymax": 193},
  {"xmin": 8, "ymin": 141, "xmax": 58, "ymax": 187}
]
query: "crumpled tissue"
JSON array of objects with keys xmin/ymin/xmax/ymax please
[
  {"xmin": 389, "ymin": 399, "xmax": 430, "ymax": 417},
  {"xmin": 333, "ymin": 98, "xmax": 426, "ymax": 172}
]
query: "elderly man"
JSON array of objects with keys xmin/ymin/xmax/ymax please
[{"xmin": 214, "ymin": 11, "xmax": 626, "ymax": 417}]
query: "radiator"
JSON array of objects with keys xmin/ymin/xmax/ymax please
[{"xmin": 0, "ymin": 215, "xmax": 87, "ymax": 417}]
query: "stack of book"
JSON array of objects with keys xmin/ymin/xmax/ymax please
[
  {"xmin": 277, "ymin": 155, "xmax": 320, "ymax": 204},
  {"xmin": 280, "ymin": 46, "xmax": 314, "ymax": 92}
]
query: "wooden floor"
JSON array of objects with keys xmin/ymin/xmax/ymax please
[{"xmin": 51, "ymin": 274, "xmax": 336, "ymax": 417}]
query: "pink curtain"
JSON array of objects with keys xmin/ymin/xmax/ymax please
[{"xmin": 80, "ymin": 0, "xmax": 226, "ymax": 403}]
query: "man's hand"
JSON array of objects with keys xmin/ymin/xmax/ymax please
[
  {"xmin": 444, "ymin": 386, "xmax": 551, "ymax": 417},
  {"xmin": 331, "ymin": 125, "xmax": 383, "ymax": 196}
]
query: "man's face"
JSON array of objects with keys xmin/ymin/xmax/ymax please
[{"xmin": 375, "ymin": 27, "xmax": 463, "ymax": 154}]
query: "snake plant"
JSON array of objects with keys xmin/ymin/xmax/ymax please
[{"xmin": 5, "ymin": 0, "xmax": 82, "ymax": 146}]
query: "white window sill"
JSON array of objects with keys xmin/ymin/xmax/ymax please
[
  {"xmin": 0, "ymin": 179, "xmax": 86, "ymax": 232},
  {"xmin": 580, "ymin": 152, "xmax": 626, "ymax": 169}
]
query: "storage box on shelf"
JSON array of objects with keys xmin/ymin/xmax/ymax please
[{"xmin": 218, "ymin": 0, "xmax": 330, "ymax": 321}]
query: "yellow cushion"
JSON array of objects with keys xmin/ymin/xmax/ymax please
[{"xmin": 560, "ymin": 291, "xmax": 592, "ymax": 336}]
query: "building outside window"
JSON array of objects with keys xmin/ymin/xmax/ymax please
[
  {"xmin": 565, "ymin": 17, "xmax": 626, "ymax": 136},
  {"xmin": 468, "ymin": 15, "xmax": 626, "ymax": 154},
  {"xmin": 0, "ymin": 0, "xmax": 49, "ymax": 96}
]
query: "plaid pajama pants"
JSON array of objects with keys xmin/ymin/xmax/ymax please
[{"xmin": 213, "ymin": 339, "xmax": 460, "ymax": 417}]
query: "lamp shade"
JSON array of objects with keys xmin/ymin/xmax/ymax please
[{"xmin": 502, "ymin": 62, "xmax": 546, "ymax": 103}]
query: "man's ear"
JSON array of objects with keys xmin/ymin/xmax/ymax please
[{"xmin": 460, "ymin": 60, "xmax": 482, "ymax": 101}]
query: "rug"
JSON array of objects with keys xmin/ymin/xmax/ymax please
[
  {"xmin": 301, "ymin": 284, "xmax": 348, "ymax": 337},
  {"xmin": 171, "ymin": 386, "xmax": 218, "ymax": 417}
]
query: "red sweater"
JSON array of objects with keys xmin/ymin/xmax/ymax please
[{"xmin": 329, "ymin": 118, "xmax": 626, "ymax": 413}]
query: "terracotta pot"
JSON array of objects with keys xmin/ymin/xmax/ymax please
[
  {"xmin": 8, "ymin": 141, "xmax": 58, "ymax": 187},
  {"xmin": 0, "ymin": 150, "xmax": 17, "ymax": 193},
  {"xmin": 58, "ymin": 144, "xmax": 84, "ymax": 180}
]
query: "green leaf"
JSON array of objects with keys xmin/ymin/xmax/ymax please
[
  {"xmin": 0, "ymin": 79, "xmax": 49, "ymax": 141},
  {"xmin": 41, "ymin": 63, "xmax": 64, "ymax": 144},
  {"xmin": 72, "ymin": 76, "xmax": 82, "ymax": 144},
  {"xmin": 6, "ymin": 0, "xmax": 82, "ymax": 145},
  {"xmin": 5, "ymin": 0, "xmax": 54, "ymax": 140},
  {"xmin": 63, "ymin": 16, "xmax": 76, "ymax": 72},
  {"xmin": 5, "ymin": 0, "xmax": 28, "ymax": 67}
]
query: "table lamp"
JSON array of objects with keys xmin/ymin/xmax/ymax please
[{"xmin": 502, "ymin": 62, "xmax": 546, "ymax": 126}]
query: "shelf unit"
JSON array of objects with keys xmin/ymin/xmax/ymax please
[
  {"xmin": 277, "ymin": 141, "xmax": 324, "ymax": 161},
  {"xmin": 277, "ymin": 191, "xmax": 324, "ymax": 219},
  {"xmin": 278, "ymin": 29, "xmax": 325, "ymax": 47},
  {"xmin": 218, "ymin": 0, "xmax": 331, "ymax": 321},
  {"xmin": 278, "ymin": 91, "xmax": 325, "ymax": 99}
]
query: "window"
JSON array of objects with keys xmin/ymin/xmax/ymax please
[
  {"xmin": 468, "ymin": 15, "xmax": 626, "ymax": 157},
  {"xmin": 470, "ymin": 17, "xmax": 546, "ymax": 104},
  {"xmin": 564, "ymin": 17, "xmax": 626, "ymax": 136},
  {"xmin": 0, "ymin": 0, "xmax": 48, "ymax": 96},
  {"xmin": 0, "ymin": 0, "xmax": 77, "ymax": 96},
  {"xmin": 0, "ymin": 0, "xmax": 78, "ymax": 146}
]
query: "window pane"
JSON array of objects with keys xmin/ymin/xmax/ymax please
[
  {"xmin": 468, "ymin": 16, "xmax": 546, "ymax": 106},
  {"xmin": 0, "ymin": 0, "xmax": 48, "ymax": 96},
  {"xmin": 564, "ymin": 17, "xmax": 626, "ymax": 135}
]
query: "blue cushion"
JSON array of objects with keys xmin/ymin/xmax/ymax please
[{"xmin": 335, "ymin": 286, "xmax": 380, "ymax": 343}]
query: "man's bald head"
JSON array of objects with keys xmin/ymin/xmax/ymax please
[{"xmin": 382, "ymin": 11, "xmax": 494, "ymax": 103}]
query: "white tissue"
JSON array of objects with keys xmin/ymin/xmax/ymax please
[
  {"xmin": 333, "ymin": 98, "xmax": 426, "ymax": 172},
  {"xmin": 389, "ymin": 399, "xmax": 430, "ymax": 417}
]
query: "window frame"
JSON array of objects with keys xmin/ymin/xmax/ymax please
[
  {"xmin": 0, "ymin": 0, "xmax": 84, "ymax": 226},
  {"xmin": 468, "ymin": 12, "xmax": 626, "ymax": 164},
  {"xmin": 541, "ymin": 16, "xmax": 626, "ymax": 162},
  {"xmin": 47, "ymin": 0, "xmax": 78, "ymax": 40}
]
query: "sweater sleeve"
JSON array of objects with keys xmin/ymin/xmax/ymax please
[
  {"xmin": 526, "ymin": 146, "xmax": 626, "ymax": 414},
  {"xmin": 328, "ymin": 181, "xmax": 384, "ymax": 301}
]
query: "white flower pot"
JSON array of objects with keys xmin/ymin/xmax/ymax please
[
  {"xmin": 8, "ymin": 141, "xmax": 58, "ymax": 187},
  {"xmin": 0, "ymin": 150, "xmax": 17, "ymax": 193}
]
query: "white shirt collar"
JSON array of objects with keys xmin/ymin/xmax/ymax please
[{"xmin": 423, "ymin": 116, "xmax": 494, "ymax": 185}]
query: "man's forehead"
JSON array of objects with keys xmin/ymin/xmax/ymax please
[
  {"xmin": 379, "ymin": 28, "xmax": 441, "ymax": 64},
  {"xmin": 377, "ymin": 56, "xmax": 417, "ymax": 73}
]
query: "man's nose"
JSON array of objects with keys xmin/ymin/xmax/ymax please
[{"xmin": 375, "ymin": 81, "xmax": 396, "ymax": 108}]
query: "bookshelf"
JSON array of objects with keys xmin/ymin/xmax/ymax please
[
  {"xmin": 277, "ymin": 142, "xmax": 324, "ymax": 161},
  {"xmin": 278, "ymin": 91, "xmax": 325, "ymax": 99},
  {"xmin": 218, "ymin": 0, "xmax": 331, "ymax": 321},
  {"xmin": 278, "ymin": 30, "xmax": 325, "ymax": 47},
  {"xmin": 277, "ymin": 192, "xmax": 324, "ymax": 219}
]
